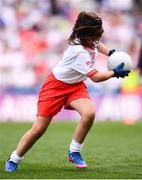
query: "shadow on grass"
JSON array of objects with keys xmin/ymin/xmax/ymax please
[
  {"xmin": 1, "ymin": 162, "xmax": 142, "ymax": 179},
  {"xmin": 1, "ymin": 163, "xmax": 95, "ymax": 179}
]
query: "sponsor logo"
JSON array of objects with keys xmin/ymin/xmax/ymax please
[{"xmin": 86, "ymin": 61, "xmax": 94, "ymax": 68}]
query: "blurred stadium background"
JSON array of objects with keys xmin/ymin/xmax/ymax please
[{"xmin": 0, "ymin": 0, "xmax": 142, "ymax": 123}]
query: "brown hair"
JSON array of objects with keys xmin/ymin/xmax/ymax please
[{"xmin": 68, "ymin": 11, "xmax": 104, "ymax": 47}]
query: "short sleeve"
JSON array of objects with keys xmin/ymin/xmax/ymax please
[{"xmin": 71, "ymin": 52, "xmax": 98, "ymax": 77}]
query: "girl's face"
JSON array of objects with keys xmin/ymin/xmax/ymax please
[
  {"xmin": 93, "ymin": 40, "xmax": 100, "ymax": 47},
  {"xmin": 85, "ymin": 37, "xmax": 101, "ymax": 49}
]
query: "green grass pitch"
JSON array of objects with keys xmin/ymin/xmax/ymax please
[{"xmin": 0, "ymin": 121, "xmax": 142, "ymax": 179}]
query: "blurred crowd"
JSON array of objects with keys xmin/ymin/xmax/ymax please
[{"xmin": 0, "ymin": 0, "xmax": 142, "ymax": 95}]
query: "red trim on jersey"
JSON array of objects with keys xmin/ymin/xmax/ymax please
[{"xmin": 87, "ymin": 69, "xmax": 98, "ymax": 77}]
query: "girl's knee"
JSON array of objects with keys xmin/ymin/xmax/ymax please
[{"xmin": 82, "ymin": 111, "xmax": 95, "ymax": 122}]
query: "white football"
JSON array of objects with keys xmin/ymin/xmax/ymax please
[{"xmin": 107, "ymin": 51, "xmax": 133, "ymax": 71}]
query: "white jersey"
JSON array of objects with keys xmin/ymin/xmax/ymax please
[{"xmin": 52, "ymin": 45, "xmax": 98, "ymax": 84}]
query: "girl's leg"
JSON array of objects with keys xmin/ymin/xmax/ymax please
[
  {"xmin": 68, "ymin": 98, "xmax": 95, "ymax": 168},
  {"xmin": 69, "ymin": 98, "xmax": 95, "ymax": 144},
  {"xmin": 16, "ymin": 116, "xmax": 52, "ymax": 156},
  {"xmin": 5, "ymin": 116, "xmax": 52, "ymax": 172}
]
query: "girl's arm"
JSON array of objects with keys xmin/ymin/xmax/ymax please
[
  {"xmin": 98, "ymin": 42, "xmax": 115, "ymax": 56},
  {"xmin": 89, "ymin": 63, "xmax": 130, "ymax": 82},
  {"xmin": 89, "ymin": 71, "xmax": 114, "ymax": 82}
]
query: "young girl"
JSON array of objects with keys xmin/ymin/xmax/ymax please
[{"xmin": 5, "ymin": 11, "xmax": 129, "ymax": 171}]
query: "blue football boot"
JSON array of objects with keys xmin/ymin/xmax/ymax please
[
  {"xmin": 68, "ymin": 151, "xmax": 87, "ymax": 168},
  {"xmin": 5, "ymin": 160, "xmax": 18, "ymax": 172}
]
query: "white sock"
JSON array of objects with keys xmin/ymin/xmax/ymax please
[
  {"xmin": 69, "ymin": 139, "xmax": 83, "ymax": 153},
  {"xmin": 9, "ymin": 150, "xmax": 23, "ymax": 164}
]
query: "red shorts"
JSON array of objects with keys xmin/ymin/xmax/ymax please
[{"xmin": 37, "ymin": 73, "xmax": 91, "ymax": 117}]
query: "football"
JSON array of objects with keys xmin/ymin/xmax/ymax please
[{"xmin": 107, "ymin": 51, "xmax": 133, "ymax": 71}]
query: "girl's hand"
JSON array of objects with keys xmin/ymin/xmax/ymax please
[{"xmin": 113, "ymin": 63, "xmax": 130, "ymax": 78}]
